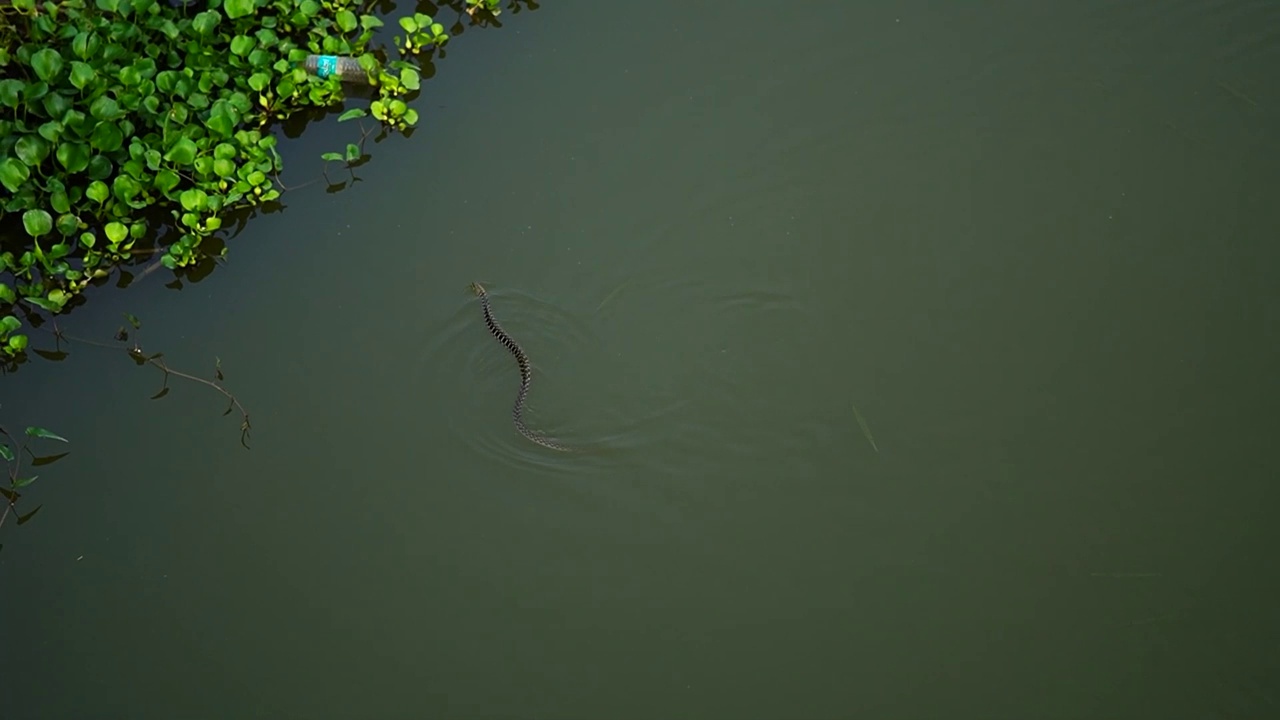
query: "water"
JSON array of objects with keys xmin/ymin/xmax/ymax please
[{"xmin": 4, "ymin": 1, "xmax": 1280, "ymax": 717}]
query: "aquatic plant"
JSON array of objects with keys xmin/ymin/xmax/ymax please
[{"xmin": 0, "ymin": 0, "xmax": 510, "ymax": 361}]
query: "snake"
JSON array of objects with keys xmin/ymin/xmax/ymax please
[{"xmin": 469, "ymin": 282, "xmax": 572, "ymax": 451}]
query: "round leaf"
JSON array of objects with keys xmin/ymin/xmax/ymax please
[
  {"xmin": 15, "ymin": 135, "xmax": 50, "ymax": 166},
  {"xmin": 224, "ymin": 0, "xmax": 255, "ymax": 20},
  {"xmin": 90, "ymin": 121, "xmax": 124, "ymax": 152},
  {"xmin": 400, "ymin": 68, "xmax": 421, "ymax": 91},
  {"xmin": 56, "ymin": 215, "xmax": 80, "ymax": 237},
  {"xmin": 23, "ymin": 209, "xmax": 53, "ymax": 238},
  {"xmin": 164, "ymin": 137, "xmax": 198, "ymax": 165},
  {"xmin": 230, "ymin": 35, "xmax": 256, "ymax": 56},
  {"xmin": 104, "ymin": 221, "xmax": 128, "ymax": 245},
  {"xmin": 192, "ymin": 10, "xmax": 221, "ymax": 35},
  {"xmin": 154, "ymin": 169, "xmax": 181, "ymax": 196},
  {"xmin": 86, "ymin": 180, "xmax": 109, "ymax": 204},
  {"xmin": 179, "ymin": 188, "xmax": 208, "ymax": 212},
  {"xmin": 38, "ymin": 121, "xmax": 63, "ymax": 143},
  {"xmin": 90, "ymin": 96, "xmax": 122, "ymax": 121},
  {"xmin": 55, "ymin": 142, "xmax": 91, "ymax": 173},
  {"xmin": 31, "ymin": 48, "xmax": 65, "ymax": 83},
  {"xmin": 69, "ymin": 61, "xmax": 97, "ymax": 89}
]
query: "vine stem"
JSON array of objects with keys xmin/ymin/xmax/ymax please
[{"xmin": 42, "ymin": 322, "xmax": 253, "ymax": 449}]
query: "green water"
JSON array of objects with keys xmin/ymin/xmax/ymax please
[{"xmin": 4, "ymin": 1, "xmax": 1280, "ymax": 717}]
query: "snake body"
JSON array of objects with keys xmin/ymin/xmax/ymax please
[{"xmin": 469, "ymin": 282, "xmax": 571, "ymax": 451}]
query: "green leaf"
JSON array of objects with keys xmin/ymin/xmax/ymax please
[
  {"xmin": 0, "ymin": 158, "xmax": 30, "ymax": 193},
  {"xmin": 156, "ymin": 19, "xmax": 180, "ymax": 40},
  {"xmin": 207, "ymin": 113, "xmax": 233, "ymax": 138},
  {"xmin": 23, "ymin": 210, "xmax": 53, "ymax": 238},
  {"xmin": 180, "ymin": 188, "xmax": 208, "ymax": 212},
  {"xmin": 30, "ymin": 48, "xmax": 65, "ymax": 83},
  {"xmin": 337, "ymin": 10, "xmax": 358, "ymax": 32},
  {"xmin": 164, "ymin": 137, "xmax": 198, "ymax": 165},
  {"xmin": 13, "ymin": 476, "xmax": 37, "ymax": 489},
  {"xmin": 192, "ymin": 10, "xmax": 221, "ymax": 35},
  {"xmin": 15, "ymin": 135, "xmax": 50, "ymax": 166},
  {"xmin": 230, "ymin": 35, "xmax": 256, "ymax": 56},
  {"xmin": 337, "ymin": 108, "xmax": 367, "ymax": 122},
  {"xmin": 345, "ymin": 144, "xmax": 360, "ymax": 162},
  {"xmin": 104, "ymin": 221, "xmax": 128, "ymax": 245},
  {"xmin": 90, "ymin": 121, "xmax": 124, "ymax": 152},
  {"xmin": 213, "ymin": 158, "xmax": 235, "ymax": 178},
  {"xmin": 0, "ymin": 444, "xmax": 11, "ymax": 462},
  {"xmin": 24, "ymin": 290, "xmax": 59, "ymax": 310},
  {"xmin": 403, "ymin": 108, "xmax": 420, "ymax": 127},
  {"xmin": 71, "ymin": 31, "xmax": 101, "ymax": 60},
  {"xmin": 0, "ymin": 284, "xmax": 15, "ymax": 303},
  {"xmin": 248, "ymin": 73, "xmax": 270, "ymax": 92},
  {"xmin": 154, "ymin": 169, "xmax": 181, "ymax": 196},
  {"xmin": 0, "ymin": 315, "xmax": 19, "ymax": 333},
  {"xmin": 224, "ymin": 0, "xmax": 256, "ymax": 20},
  {"xmin": 0, "ymin": 79, "xmax": 21, "ymax": 108},
  {"xmin": 38, "ymin": 121, "xmax": 63, "ymax": 143},
  {"xmin": 69, "ymin": 61, "xmax": 96, "ymax": 89},
  {"xmin": 50, "ymin": 190, "xmax": 71, "ymax": 214},
  {"xmin": 86, "ymin": 154, "xmax": 113, "ymax": 180},
  {"xmin": 118, "ymin": 64, "xmax": 142, "ymax": 87},
  {"xmin": 113, "ymin": 174, "xmax": 143, "ymax": 202},
  {"xmin": 400, "ymin": 67, "xmax": 421, "ymax": 91},
  {"xmin": 89, "ymin": 96, "xmax": 122, "ymax": 121},
  {"xmin": 55, "ymin": 142, "xmax": 91, "ymax": 173},
  {"xmin": 320, "ymin": 152, "xmax": 342, "ymax": 162},
  {"xmin": 26, "ymin": 427, "xmax": 69, "ymax": 443},
  {"xmin": 86, "ymin": 180, "xmax": 109, "ymax": 204},
  {"xmin": 8, "ymin": 334, "xmax": 29, "ymax": 352},
  {"xmin": 56, "ymin": 215, "xmax": 79, "ymax": 237}
]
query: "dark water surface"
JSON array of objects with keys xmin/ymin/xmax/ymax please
[{"xmin": 4, "ymin": 1, "xmax": 1280, "ymax": 717}]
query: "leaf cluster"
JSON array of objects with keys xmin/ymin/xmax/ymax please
[{"xmin": 0, "ymin": 0, "xmax": 451, "ymax": 358}]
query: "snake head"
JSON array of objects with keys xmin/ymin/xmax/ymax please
[{"xmin": 468, "ymin": 281, "xmax": 486, "ymax": 296}]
